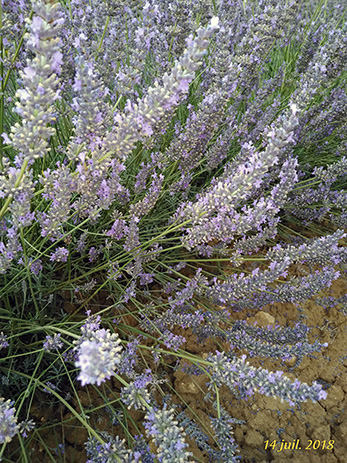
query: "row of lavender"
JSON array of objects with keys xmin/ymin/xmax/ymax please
[{"xmin": 0, "ymin": 0, "xmax": 347, "ymax": 461}]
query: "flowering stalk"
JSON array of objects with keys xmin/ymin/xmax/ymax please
[
  {"xmin": 0, "ymin": 398, "xmax": 20, "ymax": 444},
  {"xmin": 8, "ymin": 0, "xmax": 63, "ymax": 161},
  {"xmin": 98, "ymin": 16, "xmax": 220, "ymax": 164},
  {"xmin": 0, "ymin": 0, "xmax": 64, "ymax": 222},
  {"xmin": 144, "ymin": 404, "xmax": 193, "ymax": 463},
  {"xmin": 208, "ymin": 351, "xmax": 327, "ymax": 406},
  {"xmin": 74, "ymin": 313, "xmax": 123, "ymax": 386},
  {"xmin": 177, "ymin": 103, "xmax": 299, "ymax": 251}
]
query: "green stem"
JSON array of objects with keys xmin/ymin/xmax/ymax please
[
  {"xmin": 15, "ymin": 351, "xmax": 44, "ymax": 416},
  {"xmin": 96, "ymin": 16, "xmax": 109, "ymax": 57},
  {"xmin": 1, "ymin": 368, "xmax": 109, "ymax": 449},
  {"xmin": 20, "ymin": 229, "xmax": 41, "ymax": 319},
  {"xmin": 18, "ymin": 435, "xmax": 29, "ymax": 463}
]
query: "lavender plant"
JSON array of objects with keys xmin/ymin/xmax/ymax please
[{"xmin": 0, "ymin": 0, "xmax": 347, "ymax": 461}]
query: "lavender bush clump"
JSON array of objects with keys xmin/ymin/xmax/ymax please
[{"xmin": 1, "ymin": 0, "xmax": 347, "ymax": 460}]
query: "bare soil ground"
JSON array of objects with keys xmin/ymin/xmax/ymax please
[{"xmin": 19, "ymin": 235, "xmax": 347, "ymax": 462}]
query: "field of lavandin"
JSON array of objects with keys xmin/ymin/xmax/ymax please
[{"xmin": 1, "ymin": 0, "xmax": 347, "ymax": 461}]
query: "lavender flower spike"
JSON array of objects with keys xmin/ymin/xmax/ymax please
[
  {"xmin": 8, "ymin": 0, "xmax": 64, "ymax": 163},
  {"xmin": 0, "ymin": 398, "xmax": 19, "ymax": 444},
  {"xmin": 74, "ymin": 317, "xmax": 123, "ymax": 386},
  {"xmin": 43, "ymin": 333, "xmax": 63, "ymax": 352},
  {"xmin": 208, "ymin": 352, "xmax": 327, "ymax": 406},
  {"xmin": 145, "ymin": 404, "xmax": 193, "ymax": 463},
  {"xmin": 179, "ymin": 103, "xmax": 299, "ymax": 250},
  {"xmin": 107, "ymin": 17, "xmax": 219, "ymax": 163}
]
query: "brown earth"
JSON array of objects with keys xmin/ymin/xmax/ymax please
[{"xmin": 11, "ymin": 226, "xmax": 347, "ymax": 463}]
